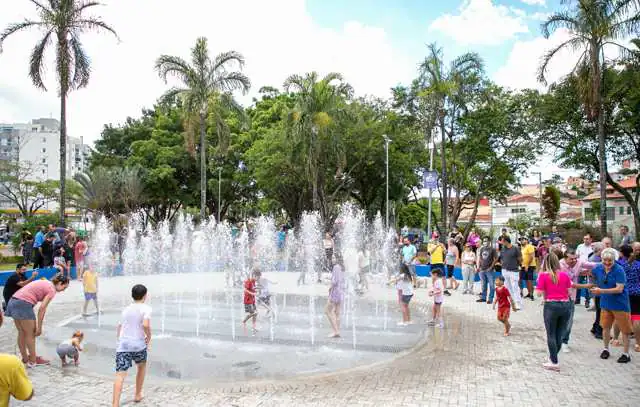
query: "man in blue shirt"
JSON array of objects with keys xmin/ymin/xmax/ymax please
[
  {"xmin": 401, "ymin": 237, "xmax": 417, "ymax": 285},
  {"xmin": 579, "ymin": 248, "xmax": 632, "ymax": 363},
  {"xmin": 32, "ymin": 226, "xmax": 45, "ymax": 250}
]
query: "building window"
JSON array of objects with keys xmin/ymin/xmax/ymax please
[
  {"xmin": 510, "ymin": 208, "xmax": 526, "ymax": 214},
  {"xmin": 42, "ymin": 137, "xmax": 46, "ymax": 143},
  {"xmin": 619, "ymin": 207, "xmax": 625, "ymax": 215},
  {"xmin": 42, "ymin": 148, "xmax": 46, "ymax": 153},
  {"xmin": 628, "ymin": 207, "xmax": 632, "ymax": 215},
  {"xmin": 606, "ymin": 207, "xmax": 616, "ymax": 221},
  {"xmin": 41, "ymin": 158, "xmax": 46, "ymax": 164},
  {"xmin": 41, "ymin": 169, "xmax": 45, "ymax": 175}
]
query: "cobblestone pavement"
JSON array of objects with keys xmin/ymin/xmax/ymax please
[{"xmin": 2, "ymin": 277, "xmax": 640, "ymax": 407}]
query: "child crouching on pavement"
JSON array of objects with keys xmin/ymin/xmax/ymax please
[{"xmin": 56, "ymin": 330, "xmax": 84, "ymax": 366}]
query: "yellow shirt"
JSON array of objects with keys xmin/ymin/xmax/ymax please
[
  {"xmin": 83, "ymin": 271, "xmax": 98, "ymax": 293},
  {"xmin": 0, "ymin": 354, "xmax": 33, "ymax": 407},
  {"xmin": 521, "ymin": 244, "xmax": 537, "ymax": 268},
  {"xmin": 430, "ymin": 245, "xmax": 445, "ymax": 264}
]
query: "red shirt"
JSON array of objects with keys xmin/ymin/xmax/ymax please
[
  {"xmin": 495, "ymin": 286, "xmax": 511, "ymax": 309},
  {"xmin": 244, "ymin": 279, "xmax": 256, "ymax": 304}
]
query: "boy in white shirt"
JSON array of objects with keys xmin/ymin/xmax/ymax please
[{"xmin": 112, "ymin": 284, "xmax": 151, "ymax": 407}]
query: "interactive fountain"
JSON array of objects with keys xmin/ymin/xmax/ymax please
[{"xmin": 40, "ymin": 206, "xmax": 426, "ymax": 383}]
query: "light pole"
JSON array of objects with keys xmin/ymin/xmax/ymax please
[
  {"xmin": 426, "ymin": 128, "xmax": 436, "ymax": 240},
  {"xmin": 532, "ymin": 171, "xmax": 542, "ymax": 229},
  {"xmin": 383, "ymin": 135, "xmax": 391, "ymax": 228},
  {"xmin": 217, "ymin": 167, "xmax": 222, "ymax": 223}
]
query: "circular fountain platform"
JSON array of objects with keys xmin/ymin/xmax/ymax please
[{"xmin": 40, "ymin": 273, "xmax": 427, "ymax": 383}]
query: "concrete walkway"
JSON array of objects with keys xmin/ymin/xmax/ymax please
[{"xmin": 2, "ymin": 273, "xmax": 639, "ymax": 407}]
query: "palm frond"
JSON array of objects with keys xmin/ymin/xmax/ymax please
[
  {"xmin": 155, "ymin": 55, "xmax": 194, "ymax": 84},
  {"xmin": 537, "ymin": 37, "xmax": 586, "ymax": 84},
  {"xmin": 0, "ymin": 21, "xmax": 45, "ymax": 52},
  {"xmin": 213, "ymin": 71, "xmax": 251, "ymax": 94},
  {"xmin": 28, "ymin": 30, "xmax": 53, "ymax": 90},
  {"xmin": 27, "ymin": 0, "xmax": 52, "ymax": 12},
  {"xmin": 191, "ymin": 37, "xmax": 211, "ymax": 73},
  {"xmin": 283, "ymin": 74, "xmax": 307, "ymax": 93},
  {"xmin": 69, "ymin": 33, "xmax": 91, "ymax": 89},
  {"xmin": 212, "ymin": 50, "xmax": 245, "ymax": 71},
  {"xmin": 541, "ymin": 11, "xmax": 581, "ymax": 38},
  {"xmin": 450, "ymin": 52, "xmax": 484, "ymax": 76},
  {"xmin": 74, "ymin": 18, "xmax": 119, "ymax": 41}
]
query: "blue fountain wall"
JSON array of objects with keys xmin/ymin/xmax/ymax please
[{"xmin": 0, "ymin": 265, "xmax": 125, "ymax": 286}]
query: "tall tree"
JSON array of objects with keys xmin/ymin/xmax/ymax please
[
  {"xmin": 415, "ymin": 43, "xmax": 483, "ymax": 233},
  {"xmin": 538, "ymin": 0, "xmax": 640, "ymax": 236},
  {"xmin": 283, "ymin": 72, "xmax": 353, "ymax": 227},
  {"xmin": 0, "ymin": 0, "xmax": 118, "ymax": 226},
  {"xmin": 542, "ymin": 185, "xmax": 561, "ymax": 226},
  {"xmin": 155, "ymin": 37, "xmax": 250, "ymax": 221}
]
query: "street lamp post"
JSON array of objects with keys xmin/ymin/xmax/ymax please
[
  {"xmin": 217, "ymin": 167, "xmax": 222, "ymax": 223},
  {"xmin": 383, "ymin": 135, "xmax": 391, "ymax": 228},
  {"xmin": 426, "ymin": 129, "xmax": 436, "ymax": 240},
  {"xmin": 532, "ymin": 171, "xmax": 542, "ymax": 229}
]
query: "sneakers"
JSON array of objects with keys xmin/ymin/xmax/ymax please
[
  {"xmin": 437, "ymin": 321, "xmax": 444, "ymax": 328},
  {"xmin": 476, "ymin": 298, "xmax": 486, "ymax": 303},
  {"xmin": 542, "ymin": 362, "xmax": 560, "ymax": 371},
  {"xmin": 600, "ymin": 349, "xmax": 610, "ymax": 359},
  {"xmin": 617, "ymin": 354, "xmax": 631, "ymax": 363},
  {"xmin": 426, "ymin": 319, "xmax": 436, "ymax": 326},
  {"xmin": 444, "ymin": 290, "xmax": 452, "ymax": 296},
  {"xmin": 397, "ymin": 321, "xmax": 408, "ymax": 327}
]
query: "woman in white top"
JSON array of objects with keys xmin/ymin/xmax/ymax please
[{"xmin": 461, "ymin": 243, "xmax": 477, "ymax": 294}]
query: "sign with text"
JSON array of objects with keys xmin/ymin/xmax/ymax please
[{"xmin": 422, "ymin": 170, "xmax": 438, "ymax": 189}]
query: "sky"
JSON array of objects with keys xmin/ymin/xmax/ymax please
[{"xmin": 0, "ymin": 0, "xmax": 582, "ymax": 182}]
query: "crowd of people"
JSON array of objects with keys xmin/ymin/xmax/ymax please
[{"xmin": 395, "ymin": 224, "xmax": 639, "ymax": 370}]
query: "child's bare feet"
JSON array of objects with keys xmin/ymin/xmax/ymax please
[
  {"xmin": 504, "ymin": 332, "xmax": 510, "ymax": 337},
  {"xmin": 134, "ymin": 393, "xmax": 144, "ymax": 403},
  {"xmin": 328, "ymin": 332, "xmax": 340, "ymax": 338}
]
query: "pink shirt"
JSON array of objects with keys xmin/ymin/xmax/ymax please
[
  {"xmin": 559, "ymin": 259, "xmax": 596, "ymax": 301},
  {"xmin": 13, "ymin": 280, "xmax": 56, "ymax": 305},
  {"xmin": 536, "ymin": 271, "xmax": 571, "ymax": 301}
]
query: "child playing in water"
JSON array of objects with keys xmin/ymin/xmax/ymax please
[
  {"xmin": 82, "ymin": 263, "xmax": 99, "ymax": 316},
  {"xmin": 389, "ymin": 264, "xmax": 414, "ymax": 326},
  {"xmin": 493, "ymin": 275, "xmax": 517, "ymax": 336},
  {"xmin": 255, "ymin": 270, "xmax": 276, "ymax": 317},
  {"xmin": 56, "ymin": 330, "xmax": 83, "ymax": 366},
  {"xmin": 112, "ymin": 284, "xmax": 151, "ymax": 407},
  {"xmin": 242, "ymin": 270, "xmax": 259, "ymax": 335},
  {"xmin": 428, "ymin": 268, "xmax": 445, "ymax": 328}
]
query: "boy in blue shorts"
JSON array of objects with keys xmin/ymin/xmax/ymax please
[{"xmin": 112, "ymin": 284, "xmax": 151, "ymax": 407}]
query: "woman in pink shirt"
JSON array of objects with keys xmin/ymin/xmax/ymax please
[
  {"xmin": 6, "ymin": 274, "xmax": 69, "ymax": 367},
  {"xmin": 536, "ymin": 252, "xmax": 572, "ymax": 371}
]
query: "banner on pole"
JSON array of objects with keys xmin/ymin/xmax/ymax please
[{"xmin": 422, "ymin": 170, "xmax": 438, "ymax": 189}]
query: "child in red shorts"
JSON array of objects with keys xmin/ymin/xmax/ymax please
[{"xmin": 493, "ymin": 275, "xmax": 517, "ymax": 336}]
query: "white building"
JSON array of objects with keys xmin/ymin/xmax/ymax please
[
  {"xmin": 0, "ymin": 118, "xmax": 91, "ymax": 210},
  {"xmin": 491, "ymin": 194, "xmax": 583, "ymax": 229}
]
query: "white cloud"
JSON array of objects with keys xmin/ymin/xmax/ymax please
[
  {"xmin": 429, "ymin": 0, "xmax": 529, "ymax": 46},
  {"xmin": 493, "ymin": 29, "xmax": 576, "ymax": 91},
  {"xmin": 521, "ymin": 0, "xmax": 546, "ymax": 6},
  {"xmin": 531, "ymin": 11, "xmax": 551, "ymax": 21},
  {"xmin": 0, "ymin": 0, "xmax": 414, "ymax": 145}
]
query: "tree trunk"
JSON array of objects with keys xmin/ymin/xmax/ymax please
[
  {"xmin": 199, "ymin": 111, "xmax": 207, "ymax": 221},
  {"xmin": 439, "ymin": 115, "xmax": 447, "ymax": 235},
  {"xmin": 59, "ymin": 89, "xmax": 67, "ymax": 227}
]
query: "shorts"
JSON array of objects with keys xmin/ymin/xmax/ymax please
[
  {"xmin": 497, "ymin": 307, "xmax": 511, "ymax": 321},
  {"xmin": 520, "ymin": 267, "xmax": 535, "ymax": 281},
  {"xmin": 115, "ymin": 348, "xmax": 148, "ymax": 372},
  {"xmin": 244, "ymin": 303, "xmax": 256, "ymax": 314},
  {"xmin": 446, "ymin": 265, "xmax": 455, "ymax": 278},
  {"xmin": 56, "ymin": 343, "xmax": 78, "ymax": 359},
  {"xmin": 84, "ymin": 292, "xmax": 97, "ymax": 301},
  {"xmin": 600, "ymin": 309, "xmax": 633, "ymax": 334},
  {"xmin": 434, "ymin": 301, "xmax": 443, "ymax": 306},
  {"xmin": 258, "ymin": 296, "xmax": 271, "ymax": 306},
  {"xmin": 5, "ymin": 298, "xmax": 35, "ymax": 320},
  {"xmin": 401, "ymin": 294, "xmax": 413, "ymax": 304}
]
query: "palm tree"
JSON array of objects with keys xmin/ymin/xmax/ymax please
[
  {"xmin": 418, "ymin": 43, "xmax": 483, "ymax": 233},
  {"xmin": 0, "ymin": 0, "xmax": 118, "ymax": 226},
  {"xmin": 155, "ymin": 37, "xmax": 250, "ymax": 221},
  {"xmin": 283, "ymin": 72, "xmax": 353, "ymax": 224},
  {"xmin": 538, "ymin": 0, "xmax": 640, "ymax": 236}
]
